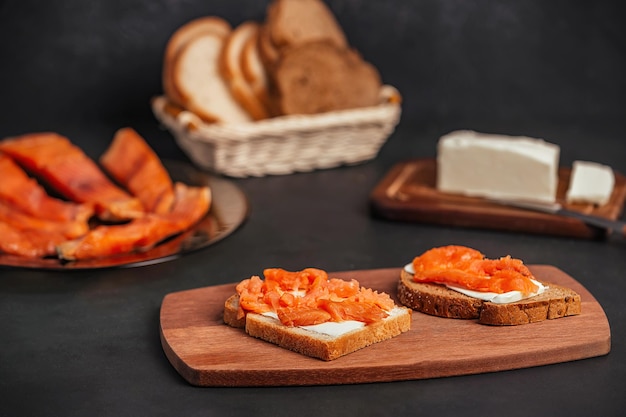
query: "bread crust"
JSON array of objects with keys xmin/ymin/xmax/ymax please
[
  {"xmin": 398, "ymin": 269, "xmax": 581, "ymax": 326},
  {"xmin": 223, "ymin": 294, "xmax": 246, "ymax": 328},
  {"xmin": 398, "ymin": 269, "xmax": 483, "ymax": 319},
  {"xmin": 223, "ymin": 293, "xmax": 411, "ymax": 361},
  {"xmin": 219, "ymin": 21, "xmax": 270, "ymax": 120},
  {"xmin": 257, "ymin": 23, "xmax": 281, "ymax": 72},
  {"xmin": 241, "ymin": 27, "xmax": 271, "ymax": 111}
]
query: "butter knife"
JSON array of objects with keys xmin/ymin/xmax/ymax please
[{"xmin": 491, "ymin": 199, "xmax": 626, "ymax": 237}]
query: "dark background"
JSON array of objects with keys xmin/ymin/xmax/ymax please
[
  {"xmin": 1, "ymin": 0, "xmax": 624, "ymax": 143},
  {"xmin": 1, "ymin": 1, "xmax": 625, "ymax": 416}
]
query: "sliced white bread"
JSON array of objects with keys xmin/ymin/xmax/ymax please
[
  {"xmin": 241, "ymin": 25, "xmax": 271, "ymax": 111},
  {"xmin": 224, "ymin": 294, "xmax": 412, "ymax": 361},
  {"xmin": 171, "ymin": 31, "xmax": 253, "ymax": 123},
  {"xmin": 397, "ymin": 269, "xmax": 582, "ymax": 326},
  {"xmin": 220, "ymin": 21, "xmax": 270, "ymax": 120},
  {"xmin": 163, "ymin": 16, "xmax": 232, "ymax": 108}
]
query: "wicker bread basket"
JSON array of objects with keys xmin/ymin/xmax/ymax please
[{"xmin": 152, "ymin": 85, "xmax": 402, "ymax": 177}]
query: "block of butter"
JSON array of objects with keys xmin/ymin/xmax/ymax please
[
  {"xmin": 566, "ymin": 160, "xmax": 615, "ymax": 205},
  {"xmin": 437, "ymin": 130, "xmax": 561, "ymax": 204}
]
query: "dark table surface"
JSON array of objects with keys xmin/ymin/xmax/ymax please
[
  {"xmin": 1, "ymin": 120, "xmax": 625, "ymax": 417},
  {"xmin": 1, "ymin": 1, "xmax": 625, "ymax": 416}
]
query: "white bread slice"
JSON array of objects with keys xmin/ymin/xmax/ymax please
[
  {"xmin": 224, "ymin": 294, "xmax": 412, "ymax": 361},
  {"xmin": 220, "ymin": 21, "xmax": 270, "ymax": 120},
  {"xmin": 171, "ymin": 31, "xmax": 253, "ymax": 124},
  {"xmin": 241, "ymin": 26, "xmax": 271, "ymax": 111},
  {"xmin": 397, "ymin": 269, "xmax": 581, "ymax": 326},
  {"xmin": 163, "ymin": 16, "xmax": 232, "ymax": 108}
]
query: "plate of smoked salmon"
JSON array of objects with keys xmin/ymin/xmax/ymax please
[{"xmin": 0, "ymin": 128, "xmax": 248, "ymax": 270}]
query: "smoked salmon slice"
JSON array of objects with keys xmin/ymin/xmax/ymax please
[
  {"xmin": 100, "ymin": 128, "xmax": 175, "ymax": 214},
  {"xmin": 0, "ymin": 133, "xmax": 144, "ymax": 221},
  {"xmin": 0, "ymin": 221, "xmax": 66, "ymax": 258},
  {"xmin": 411, "ymin": 245, "xmax": 539, "ymax": 295},
  {"xmin": 236, "ymin": 268, "xmax": 396, "ymax": 326},
  {"xmin": 57, "ymin": 183, "xmax": 210, "ymax": 260},
  {"xmin": 0, "ymin": 153, "xmax": 93, "ymax": 223},
  {"xmin": 0, "ymin": 200, "xmax": 88, "ymax": 239}
]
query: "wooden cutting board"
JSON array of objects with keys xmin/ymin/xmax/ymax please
[
  {"xmin": 159, "ymin": 266, "xmax": 610, "ymax": 387},
  {"xmin": 370, "ymin": 159, "xmax": 626, "ymax": 238}
]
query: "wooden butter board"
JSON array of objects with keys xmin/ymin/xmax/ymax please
[
  {"xmin": 159, "ymin": 266, "xmax": 610, "ymax": 387},
  {"xmin": 370, "ymin": 159, "xmax": 626, "ymax": 238}
]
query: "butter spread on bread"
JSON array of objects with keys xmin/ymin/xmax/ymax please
[{"xmin": 224, "ymin": 268, "xmax": 411, "ymax": 361}]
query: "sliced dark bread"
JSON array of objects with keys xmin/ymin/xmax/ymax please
[
  {"xmin": 265, "ymin": 0, "xmax": 348, "ymax": 52},
  {"xmin": 271, "ymin": 41, "xmax": 381, "ymax": 115},
  {"xmin": 398, "ymin": 269, "xmax": 581, "ymax": 326}
]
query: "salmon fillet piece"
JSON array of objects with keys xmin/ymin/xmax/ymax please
[
  {"xmin": 100, "ymin": 127, "xmax": 175, "ymax": 214},
  {"xmin": 0, "ymin": 153, "xmax": 93, "ymax": 223},
  {"xmin": 0, "ymin": 200, "xmax": 88, "ymax": 239},
  {"xmin": 0, "ymin": 133, "xmax": 144, "ymax": 221},
  {"xmin": 57, "ymin": 183, "xmax": 211, "ymax": 260},
  {"xmin": 0, "ymin": 221, "xmax": 67, "ymax": 258}
]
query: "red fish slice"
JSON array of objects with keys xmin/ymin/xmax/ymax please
[
  {"xmin": 0, "ymin": 153, "xmax": 93, "ymax": 223},
  {"xmin": 0, "ymin": 200, "xmax": 88, "ymax": 239},
  {"xmin": 57, "ymin": 183, "xmax": 211, "ymax": 260},
  {"xmin": 0, "ymin": 221, "xmax": 66, "ymax": 258},
  {"xmin": 0, "ymin": 133, "xmax": 144, "ymax": 221},
  {"xmin": 100, "ymin": 127, "xmax": 175, "ymax": 214}
]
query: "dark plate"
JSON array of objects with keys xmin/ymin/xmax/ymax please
[{"xmin": 0, "ymin": 160, "xmax": 249, "ymax": 270}]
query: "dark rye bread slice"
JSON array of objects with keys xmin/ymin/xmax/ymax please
[
  {"xmin": 223, "ymin": 294, "xmax": 412, "ymax": 361},
  {"xmin": 265, "ymin": 0, "xmax": 348, "ymax": 52},
  {"xmin": 271, "ymin": 41, "xmax": 382, "ymax": 115},
  {"xmin": 397, "ymin": 269, "xmax": 581, "ymax": 326},
  {"xmin": 258, "ymin": 0, "xmax": 350, "ymax": 86}
]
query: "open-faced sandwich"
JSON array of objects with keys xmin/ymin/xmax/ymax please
[
  {"xmin": 398, "ymin": 245, "xmax": 581, "ymax": 325},
  {"xmin": 224, "ymin": 267, "xmax": 411, "ymax": 360}
]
